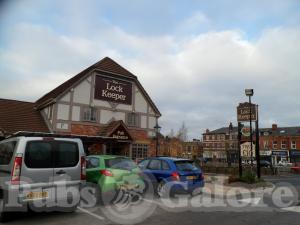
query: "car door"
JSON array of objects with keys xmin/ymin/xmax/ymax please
[
  {"xmin": 53, "ymin": 140, "xmax": 80, "ymax": 203},
  {"xmin": 146, "ymin": 159, "xmax": 163, "ymax": 182},
  {"xmin": 21, "ymin": 139, "xmax": 55, "ymax": 202},
  {"xmin": 86, "ymin": 157, "xmax": 101, "ymax": 183}
]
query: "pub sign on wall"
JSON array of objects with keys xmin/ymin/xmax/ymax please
[{"xmin": 94, "ymin": 76, "xmax": 132, "ymax": 105}]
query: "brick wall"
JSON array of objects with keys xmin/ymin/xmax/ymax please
[{"xmin": 71, "ymin": 124, "xmax": 102, "ymax": 136}]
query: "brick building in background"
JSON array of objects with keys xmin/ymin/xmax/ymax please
[
  {"xmin": 202, "ymin": 122, "xmax": 300, "ymax": 165},
  {"xmin": 202, "ymin": 123, "xmax": 239, "ymax": 163},
  {"xmin": 0, "ymin": 57, "xmax": 161, "ymax": 160},
  {"xmin": 259, "ymin": 124, "xmax": 300, "ymax": 164},
  {"xmin": 182, "ymin": 139, "xmax": 203, "ymax": 159}
]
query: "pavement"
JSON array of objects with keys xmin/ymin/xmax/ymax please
[{"xmin": 2, "ymin": 174, "xmax": 300, "ymax": 225}]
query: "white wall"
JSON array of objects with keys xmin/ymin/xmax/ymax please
[
  {"xmin": 93, "ymin": 99, "xmax": 111, "ymax": 108},
  {"xmin": 73, "ymin": 79, "xmax": 91, "ymax": 104},
  {"xmin": 61, "ymin": 92, "xmax": 71, "ymax": 102},
  {"xmin": 115, "ymin": 103, "xmax": 132, "ymax": 111},
  {"xmin": 141, "ymin": 115, "xmax": 147, "ymax": 128},
  {"xmin": 57, "ymin": 104, "xmax": 70, "ymax": 120},
  {"xmin": 148, "ymin": 116, "xmax": 156, "ymax": 130},
  {"xmin": 100, "ymin": 109, "xmax": 114, "ymax": 124},
  {"xmin": 56, "ymin": 122, "xmax": 69, "ymax": 130},
  {"xmin": 113, "ymin": 112, "xmax": 126, "ymax": 121},
  {"xmin": 72, "ymin": 106, "xmax": 80, "ymax": 121},
  {"xmin": 135, "ymin": 89, "xmax": 147, "ymax": 113}
]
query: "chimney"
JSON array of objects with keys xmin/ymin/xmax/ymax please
[
  {"xmin": 206, "ymin": 129, "xmax": 210, "ymax": 133},
  {"xmin": 272, "ymin": 124, "xmax": 278, "ymax": 130}
]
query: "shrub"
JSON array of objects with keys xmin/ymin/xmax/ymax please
[{"xmin": 240, "ymin": 170, "xmax": 256, "ymax": 184}]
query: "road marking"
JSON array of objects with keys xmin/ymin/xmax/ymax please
[
  {"xmin": 238, "ymin": 197, "xmax": 261, "ymax": 205},
  {"xmin": 281, "ymin": 206, "xmax": 300, "ymax": 213},
  {"xmin": 142, "ymin": 198, "xmax": 162, "ymax": 206},
  {"xmin": 77, "ymin": 207, "xmax": 105, "ymax": 220}
]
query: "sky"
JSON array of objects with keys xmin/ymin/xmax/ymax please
[{"xmin": 1, "ymin": 0, "xmax": 300, "ymax": 140}]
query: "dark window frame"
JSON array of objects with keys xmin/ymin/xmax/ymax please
[
  {"xmin": 0, "ymin": 141, "xmax": 17, "ymax": 165},
  {"xmin": 147, "ymin": 159, "xmax": 162, "ymax": 170},
  {"xmin": 24, "ymin": 140, "xmax": 79, "ymax": 169}
]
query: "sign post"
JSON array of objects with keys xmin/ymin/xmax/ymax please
[
  {"xmin": 237, "ymin": 101, "xmax": 261, "ymax": 179},
  {"xmin": 255, "ymin": 105, "xmax": 261, "ymax": 179},
  {"xmin": 238, "ymin": 122, "xmax": 243, "ymax": 178}
]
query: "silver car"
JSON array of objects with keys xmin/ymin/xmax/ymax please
[{"xmin": 0, "ymin": 135, "xmax": 86, "ymax": 221}]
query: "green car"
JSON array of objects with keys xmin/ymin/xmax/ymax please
[{"xmin": 86, "ymin": 155, "xmax": 145, "ymax": 203}]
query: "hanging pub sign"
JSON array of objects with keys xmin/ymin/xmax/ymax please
[
  {"xmin": 241, "ymin": 142, "xmax": 256, "ymax": 158},
  {"xmin": 237, "ymin": 102, "xmax": 257, "ymax": 122},
  {"xmin": 241, "ymin": 126, "xmax": 251, "ymax": 137},
  {"xmin": 94, "ymin": 75, "xmax": 132, "ymax": 105}
]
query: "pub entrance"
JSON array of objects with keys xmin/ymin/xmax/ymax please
[{"xmin": 106, "ymin": 142, "xmax": 131, "ymax": 157}]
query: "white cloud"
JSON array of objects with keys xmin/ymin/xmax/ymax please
[{"xmin": 1, "ymin": 20, "xmax": 300, "ymax": 139}]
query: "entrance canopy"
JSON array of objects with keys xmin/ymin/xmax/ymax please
[{"xmin": 99, "ymin": 120, "xmax": 133, "ymax": 142}]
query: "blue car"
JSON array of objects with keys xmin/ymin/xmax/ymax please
[{"xmin": 138, "ymin": 157, "xmax": 204, "ymax": 197}]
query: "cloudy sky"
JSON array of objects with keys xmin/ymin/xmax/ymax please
[{"xmin": 1, "ymin": 0, "xmax": 300, "ymax": 139}]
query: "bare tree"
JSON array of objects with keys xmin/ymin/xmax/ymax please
[
  {"xmin": 177, "ymin": 122, "xmax": 188, "ymax": 141},
  {"xmin": 168, "ymin": 129, "xmax": 175, "ymax": 138}
]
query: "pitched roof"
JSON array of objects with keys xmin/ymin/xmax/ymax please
[
  {"xmin": 205, "ymin": 127, "xmax": 239, "ymax": 135},
  {"xmin": 35, "ymin": 57, "xmax": 136, "ymax": 108},
  {"xmin": 260, "ymin": 127, "xmax": 300, "ymax": 136},
  {"xmin": 34, "ymin": 57, "xmax": 161, "ymax": 116},
  {"xmin": 0, "ymin": 99, "xmax": 49, "ymax": 135},
  {"xmin": 99, "ymin": 120, "xmax": 133, "ymax": 140}
]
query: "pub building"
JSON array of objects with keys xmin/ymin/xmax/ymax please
[{"xmin": 0, "ymin": 57, "xmax": 161, "ymax": 160}]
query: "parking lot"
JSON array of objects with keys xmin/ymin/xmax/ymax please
[{"xmin": 2, "ymin": 174, "xmax": 300, "ymax": 225}]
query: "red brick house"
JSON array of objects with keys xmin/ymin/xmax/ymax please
[{"xmin": 259, "ymin": 124, "xmax": 300, "ymax": 164}]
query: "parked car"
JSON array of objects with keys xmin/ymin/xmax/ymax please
[
  {"xmin": 0, "ymin": 134, "xmax": 86, "ymax": 221},
  {"xmin": 259, "ymin": 160, "xmax": 271, "ymax": 168},
  {"xmin": 86, "ymin": 155, "xmax": 145, "ymax": 204},
  {"xmin": 138, "ymin": 157, "xmax": 204, "ymax": 197}
]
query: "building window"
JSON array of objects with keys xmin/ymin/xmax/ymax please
[
  {"xmin": 291, "ymin": 141, "xmax": 296, "ymax": 149},
  {"xmin": 281, "ymin": 140, "xmax": 287, "ymax": 149},
  {"xmin": 273, "ymin": 141, "xmax": 277, "ymax": 149},
  {"xmin": 132, "ymin": 144, "xmax": 148, "ymax": 159},
  {"xmin": 127, "ymin": 113, "xmax": 139, "ymax": 127},
  {"xmin": 83, "ymin": 107, "xmax": 96, "ymax": 122},
  {"xmin": 263, "ymin": 141, "xmax": 269, "ymax": 149}
]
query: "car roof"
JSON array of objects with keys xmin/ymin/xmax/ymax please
[
  {"xmin": 143, "ymin": 157, "xmax": 192, "ymax": 162},
  {"xmin": 87, "ymin": 155, "xmax": 129, "ymax": 159}
]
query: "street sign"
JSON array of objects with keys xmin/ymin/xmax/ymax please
[
  {"xmin": 237, "ymin": 102, "xmax": 257, "ymax": 122},
  {"xmin": 241, "ymin": 142, "xmax": 256, "ymax": 158}
]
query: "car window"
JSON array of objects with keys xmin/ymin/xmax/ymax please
[
  {"xmin": 105, "ymin": 157, "xmax": 137, "ymax": 170},
  {"xmin": 87, "ymin": 157, "xmax": 100, "ymax": 168},
  {"xmin": 162, "ymin": 160, "xmax": 170, "ymax": 170},
  {"xmin": 25, "ymin": 141, "xmax": 52, "ymax": 168},
  {"xmin": 138, "ymin": 159, "xmax": 150, "ymax": 169},
  {"xmin": 0, "ymin": 141, "xmax": 16, "ymax": 165},
  {"xmin": 54, "ymin": 142, "xmax": 79, "ymax": 168},
  {"xmin": 175, "ymin": 161, "xmax": 198, "ymax": 171},
  {"xmin": 147, "ymin": 159, "xmax": 161, "ymax": 170}
]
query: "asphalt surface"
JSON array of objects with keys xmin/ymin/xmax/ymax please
[{"xmin": 2, "ymin": 174, "xmax": 300, "ymax": 225}]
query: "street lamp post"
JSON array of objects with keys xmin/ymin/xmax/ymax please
[
  {"xmin": 154, "ymin": 121, "xmax": 161, "ymax": 157},
  {"xmin": 228, "ymin": 122, "xmax": 233, "ymax": 167},
  {"xmin": 245, "ymin": 89, "xmax": 254, "ymax": 168}
]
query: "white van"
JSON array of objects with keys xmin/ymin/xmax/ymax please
[{"xmin": 0, "ymin": 133, "xmax": 86, "ymax": 221}]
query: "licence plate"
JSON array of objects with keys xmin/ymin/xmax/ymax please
[
  {"xmin": 186, "ymin": 176, "xmax": 196, "ymax": 180},
  {"xmin": 120, "ymin": 184, "xmax": 139, "ymax": 190},
  {"xmin": 26, "ymin": 191, "xmax": 49, "ymax": 200}
]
